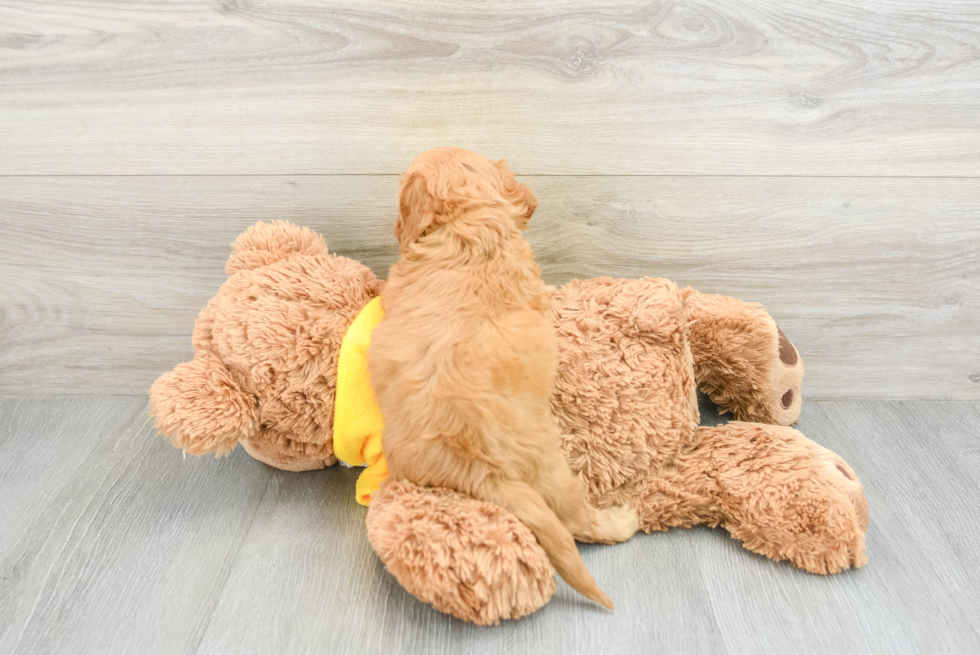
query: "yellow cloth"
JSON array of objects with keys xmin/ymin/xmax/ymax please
[{"xmin": 332, "ymin": 297, "xmax": 388, "ymax": 505}]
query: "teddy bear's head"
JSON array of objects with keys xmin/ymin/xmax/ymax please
[{"xmin": 149, "ymin": 221, "xmax": 383, "ymax": 470}]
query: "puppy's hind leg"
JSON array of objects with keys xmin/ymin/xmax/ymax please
[
  {"xmin": 536, "ymin": 447, "xmax": 639, "ymax": 545},
  {"xmin": 579, "ymin": 504, "xmax": 641, "ymax": 545}
]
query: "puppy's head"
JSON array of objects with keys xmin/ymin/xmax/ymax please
[{"xmin": 395, "ymin": 147, "xmax": 537, "ymax": 252}]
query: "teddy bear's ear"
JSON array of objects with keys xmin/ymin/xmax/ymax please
[
  {"xmin": 225, "ymin": 221, "xmax": 330, "ymax": 275},
  {"xmin": 149, "ymin": 350, "xmax": 258, "ymax": 456}
]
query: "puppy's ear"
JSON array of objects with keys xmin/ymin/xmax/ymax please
[
  {"xmin": 495, "ymin": 159, "xmax": 537, "ymax": 226},
  {"xmin": 395, "ymin": 172, "xmax": 439, "ymax": 252}
]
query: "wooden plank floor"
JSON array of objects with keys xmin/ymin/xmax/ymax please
[{"xmin": 2, "ymin": 395, "xmax": 978, "ymax": 654}]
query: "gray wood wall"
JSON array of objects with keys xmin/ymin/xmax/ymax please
[{"xmin": 1, "ymin": 1, "xmax": 978, "ymax": 399}]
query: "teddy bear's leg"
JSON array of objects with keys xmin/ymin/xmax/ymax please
[
  {"xmin": 149, "ymin": 349, "xmax": 259, "ymax": 456},
  {"xmin": 670, "ymin": 422, "xmax": 868, "ymax": 574},
  {"xmin": 365, "ymin": 479, "xmax": 557, "ymax": 625},
  {"xmin": 686, "ymin": 289, "xmax": 804, "ymax": 425}
]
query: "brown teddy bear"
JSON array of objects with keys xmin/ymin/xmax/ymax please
[{"xmin": 150, "ymin": 221, "xmax": 868, "ymax": 625}]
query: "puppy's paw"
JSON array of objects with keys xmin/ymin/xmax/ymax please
[{"xmin": 579, "ymin": 504, "xmax": 639, "ymax": 544}]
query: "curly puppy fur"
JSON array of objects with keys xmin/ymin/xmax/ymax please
[{"xmin": 368, "ymin": 148, "xmax": 638, "ymax": 610}]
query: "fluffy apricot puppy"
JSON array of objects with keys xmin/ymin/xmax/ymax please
[{"xmin": 368, "ymin": 148, "xmax": 638, "ymax": 609}]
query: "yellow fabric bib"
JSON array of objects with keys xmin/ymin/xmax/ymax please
[{"xmin": 332, "ymin": 297, "xmax": 388, "ymax": 505}]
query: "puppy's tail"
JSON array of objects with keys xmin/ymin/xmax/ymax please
[{"xmin": 489, "ymin": 480, "xmax": 613, "ymax": 610}]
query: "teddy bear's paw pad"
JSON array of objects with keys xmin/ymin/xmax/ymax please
[
  {"xmin": 577, "ymin": 504, "xmax": 639, "ymax": 544},
  {"xmin": 767, "ymin": 327, "xmax": 805, "ymax": 425},
  {"xmin": 366, "ymin": 479, "xmax": 557, "ymax": 625},
  {"xmin": 823, "ymin": 455, "xmax": 870, "ymax": 533},
  {"xmin": 778, "ymin": 328, "xmax": 799, "ymax": 366}
]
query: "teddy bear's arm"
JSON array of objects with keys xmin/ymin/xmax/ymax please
[{"xmin": 685, "ymin": 290, "xmax": 804, "ymax": 425}]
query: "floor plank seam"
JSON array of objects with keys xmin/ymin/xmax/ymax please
[
  {"xmin": 684, "ymin": 530, "xmax": 734, "ymax": 655},
  {"xmin": 8, "ymin": 405, "xmax": 149, "ymax": 652},
  {"xmin": 188, "ymin": 469, "xmax": 275, "ymax": 655}
]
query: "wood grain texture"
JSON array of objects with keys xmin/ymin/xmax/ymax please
[
  {"xmin": 1, "ymin": 0, "xmax": 979, "ymax": 175},
  {"xmin": 0, "ymin": 396, "xmax": 274, "ymax": 655},
  {"xmin": 1, "ymin": 175, "xmax": 978, "ymax": 398},
  {"xmin": 2, "ymin": 396, "xmax": 979, "ymax": 654}
]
